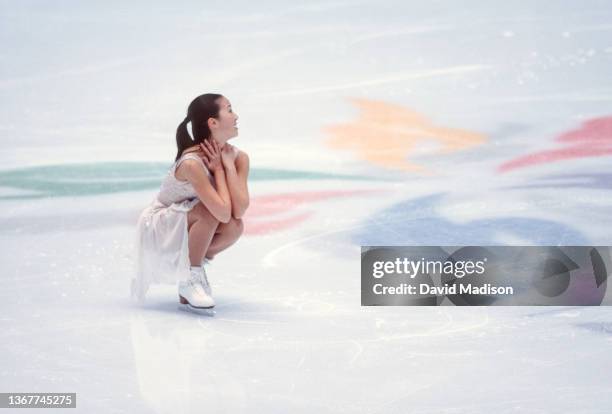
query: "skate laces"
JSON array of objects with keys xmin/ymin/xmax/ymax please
[
  {"xmin": 200, "ymin": 268, "xmax": 210, "ymax": 290},
  {"xmin": 200, "ymin": 260, "xmax": 213, "ymax": 294},
  {"xmin": 188, "ymin": 268, "xmax": 207, "ymax": 296}
]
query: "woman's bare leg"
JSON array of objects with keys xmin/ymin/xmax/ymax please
[
  {"xmin": 187, "ymin": 203, "xmax": 220, "ymax": 266},
  {"xmin": 204, "ymin": 218, "xmax": 244, "ymax": 260}
]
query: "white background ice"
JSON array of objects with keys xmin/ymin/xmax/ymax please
[{"xmin": 2, "ymin": 1, "xmax": 612, "ymax": 412}]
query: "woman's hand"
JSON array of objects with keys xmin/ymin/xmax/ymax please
[
  {"xmin": 199, "ymin": 140, "xmax": 223, "ymax": 173},
  {"xmin": 221, "ymin": 143, "xmax": 239, "ymax": 169}
]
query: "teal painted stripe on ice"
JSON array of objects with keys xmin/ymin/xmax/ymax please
[{"xmin": 0, "ymin": 162, "xmax": 390, "ymax": 199}]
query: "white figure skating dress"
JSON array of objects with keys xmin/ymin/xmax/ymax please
[{"xmin": 132, "ymin": 153, "xmax": 215, "ymax": 301}]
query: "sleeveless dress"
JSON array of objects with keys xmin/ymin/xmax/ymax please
[{"xmin": 132, "ymin": 153, "xmax": 215, "ymax": 301}]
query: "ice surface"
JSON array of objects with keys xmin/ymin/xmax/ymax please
[{"xmin": 2, "ymin": 1, "xmax": 612, "ymax": 412}]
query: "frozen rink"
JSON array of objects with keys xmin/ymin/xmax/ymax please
[{"xmin": 2, "ymin": 0, "xmax": 612, "ymax": 412}]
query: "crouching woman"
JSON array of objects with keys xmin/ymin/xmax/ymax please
[{"xmin": 132, "ymin": 93, "xmax": 249, "ymax": 312}]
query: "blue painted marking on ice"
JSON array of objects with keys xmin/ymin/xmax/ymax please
[{"xmin": 351, "ymin": 194, "xmax": 589, "ymax": 246}]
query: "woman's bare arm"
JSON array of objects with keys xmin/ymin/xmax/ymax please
[
  {"xmin": 180, "ymin": 159, "xmax": 232, "ymax": 223},
  {"xmin": 224, "ymin": 150, "xmax": 250, "ymax": 219}
]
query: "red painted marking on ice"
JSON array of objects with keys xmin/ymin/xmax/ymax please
[
  {"xmin": 242, "ymin": 189, "xmax": 388, "ymax": 236},
  {"xmin": 557, "ymin": 117, "xmax": 612, "ymax": 143},
  {"xmin": 244, "ymin": 212, "xmax": 312, "ymax": 236},
  {"xmin": 498, "ymin": 145, "xmax": 612, "ymax": 172},
  {"xmin": 246, "ymin": 189, "xmax": 385, "ymax": 217},
  {"xmin": 499, "ymin": 116, "xmax": 612, "ymax": 173}
]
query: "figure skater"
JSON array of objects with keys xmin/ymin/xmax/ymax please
[{"xmin": 132, "ymin": 94, "xmax": 249, "ymax": 313}]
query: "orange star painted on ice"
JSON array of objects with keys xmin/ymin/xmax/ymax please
[{"xmin": 324, "ymin": 98, "xmax": 486, "ymax": 173}]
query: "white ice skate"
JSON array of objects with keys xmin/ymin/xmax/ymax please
[{"xmin": 178, "ymin": 267, "xmax": 215, "ymax": 314}]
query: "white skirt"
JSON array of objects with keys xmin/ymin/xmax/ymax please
[{"xmin": 131, "ymin": 197, "xmax": 200, "ymax": 301}]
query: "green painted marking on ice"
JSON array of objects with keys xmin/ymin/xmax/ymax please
[{"xmin": 0, "ymin": 162, "xmax": 392, "ymax": 199}]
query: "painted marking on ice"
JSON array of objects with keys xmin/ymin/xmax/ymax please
[
  {"xmin": 325, "ymin": 98, "xmax": 487, "ymax": 173},
  {"xmin": 499, "ymin": 115, "xmax": 612, "ymax": 173}
]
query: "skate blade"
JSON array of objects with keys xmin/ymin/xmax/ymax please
[{"xmin": 178, "ymin": 303, "xmax": 216, "ymax": 316}]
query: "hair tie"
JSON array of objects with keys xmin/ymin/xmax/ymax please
[{"xmin": 185, "ymin": 117, "xmax": 193, "ymax": 139}]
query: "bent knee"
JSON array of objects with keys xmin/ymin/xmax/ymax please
[
  {"xmin": 234, "ymin": 217, "xmax": 244, "ymax": 234},
  {"xmin": 190, "ymin": 202, "xmax": 219, "ymax": 224},
  {"xmin": 226, "ymin": 217, "xmax": 244, "ymax": 235}
]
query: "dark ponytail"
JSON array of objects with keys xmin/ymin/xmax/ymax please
[{"xmin": 175, "ymin": 93, "xmax": 223, "ymax": 161}]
